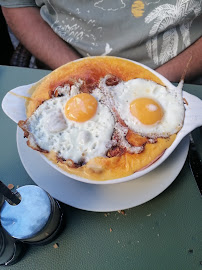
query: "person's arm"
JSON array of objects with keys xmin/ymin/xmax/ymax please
[
  {"xmin": 2, "ymin": 6, "xmax": 81, "ymax": 69},
  {"xmin": 155, "ymin": 37, "xmax": 202, "ymax": 83}
]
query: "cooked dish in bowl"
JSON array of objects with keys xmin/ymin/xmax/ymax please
[{"xmin": 18, "ymin": 56, "xmax": 185, "ymax": 181}]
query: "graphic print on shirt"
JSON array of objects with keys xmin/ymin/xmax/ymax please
[
  {"xmin": 94, "ymin": 0, "xmax": 126, "ymax": 11},
  {"xmin": 131, "ymin": 0, "xmax": 162, "ymax": 18},
  {"xmin": 145, "ymin": 0, "xmax": 201, "ymax": 65},
  {"xmin": 131, "ymin": 1, "xmax": 145, "ymax": 18},
  {"xmin": 47, "ymin": 0, "xmax": 112, "ymax": 55}
]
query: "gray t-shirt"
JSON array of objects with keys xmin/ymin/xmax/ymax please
[{"xmin": 1, "ymin": 0, "xmax": 202, "ymax": 69}]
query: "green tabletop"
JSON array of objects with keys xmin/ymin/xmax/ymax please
[{"xmin": 0, "ymin": 65, "xmax": 202, "ymax": 270}]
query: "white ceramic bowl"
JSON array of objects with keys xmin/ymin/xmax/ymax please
[{"xmin": 2, "ymin": 57, "xmax": 202, "ymax": 185}]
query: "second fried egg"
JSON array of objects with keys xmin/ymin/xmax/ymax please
[{"xmin": 109, "ymin": 78, "xmax": 185, "ymax": 138}]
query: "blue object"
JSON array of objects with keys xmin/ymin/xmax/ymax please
[{"xmin": 0, "ymin": 185, "xmax": 51, "ymax": 240}]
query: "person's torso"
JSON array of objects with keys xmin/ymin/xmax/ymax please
[{"xmin": 37, "ymin": 0, "xmax": 202, "ymax": 68}]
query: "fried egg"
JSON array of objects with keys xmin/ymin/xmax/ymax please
[
  {"xmin": 24, "ymin": 85, "xmax": 115, "ymax": 164},
  {"xmin": 106, "ymin": 78, "xmax": 184, "ymax": 138}
]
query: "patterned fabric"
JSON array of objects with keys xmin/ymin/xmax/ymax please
[
  {"xmin": 10, "ymin": 43, "xmax": 32, "ymax": 67},
  {"xmin": 1, "ymin": 0, "xmax": 202, "ymax": 69}
]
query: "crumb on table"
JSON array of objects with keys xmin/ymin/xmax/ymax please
[
  {"xmin": 118, "ymin": 210, "xmax": 126, "ymax": 215},
  {"xmin": 8, "ymin": 184, "xmax": 14, "ymax": 190},
  {"xmin": 53, "ymin": 243, "xmax": 59, "ymax": 249}
]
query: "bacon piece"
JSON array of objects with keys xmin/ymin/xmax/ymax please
[
  {"xmin": 112, "ymin": 107, "xmax": 127, "ymax": 127},
  {"xmin": 105, "ymin": 74, "xmax": 120, "ymax": 86},
  {"xmin": 107, "ymin": 123, "xmax": 144, "ymax": 157},
  {"xmin": 49, "ymin": 78, "xmax": 77, "ymax": 98},
  {"xmin": 49, "ymin": 89, "xmax": 59, "ymax": 98},
  {"xmin": 50, "ymin": 76, "xmax": 98, "ymax": 96},
  {"xmin": 126, "ymin": 130, "xmax": 148, "ymax": 147},
  {"xmin": 107, "ymin": 146, "xmax": 126, "ymax": 158},
  {"xmin": 80, "ymin": 78, "xmax": 98, "ymax": 93},
  {"xmin": 49, "ymin": 77, "xmax": 78, "ymax": 93}
]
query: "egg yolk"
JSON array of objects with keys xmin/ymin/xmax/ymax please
[
  {"xmin": 64, "ymin": 93, "xmax": 98, "ymax": 122},
  {"xmin": 130, "ymin": 97, "xmax": 164, "ymax": 125}
]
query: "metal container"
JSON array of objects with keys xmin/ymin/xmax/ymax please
[
  {"xmin": 0, "ymin": 185, "xmax": 63, "ymax": 245},
  {"xmin": 0, "ymin": 225, "xmax": 25, "ymax": 266},
  {"xmin": 22, "ymin": 194, "xmax": 63, "ymax": 244}
]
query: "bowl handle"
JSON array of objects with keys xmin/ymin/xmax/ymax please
[
  {"xmin": 1, "ymin": 83, "xmax": 34, "ymax": 124},
  {"xmin": 182, "ymin": 91, "xmax": 202, "ymax": 134}
]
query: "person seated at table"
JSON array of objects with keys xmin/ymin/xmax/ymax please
[{"xmin": 1, "ymin": 0, "xmax": 202, "ymax": 82}]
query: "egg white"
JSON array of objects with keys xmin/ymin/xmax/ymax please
[{"xmin": 108, "ymin": 78, "xmax": 185, "ymax": 138}]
